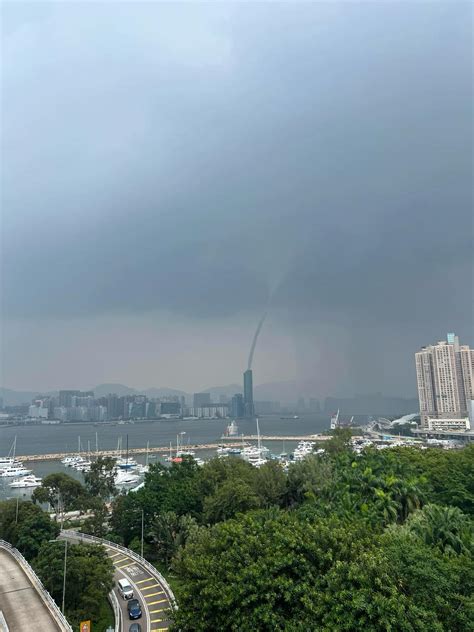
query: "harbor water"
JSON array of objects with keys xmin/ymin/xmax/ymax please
[{"xmin": 0, "ymin": 414, "xmax": 330, "ymax": 500}]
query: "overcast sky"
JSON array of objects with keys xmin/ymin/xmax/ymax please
[{"xmin": 1, "ymin": 2, "xmax": 472, "ymax": 396}]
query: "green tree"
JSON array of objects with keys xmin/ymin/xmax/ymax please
[
  {"xmin": 172, "ymin": 510, "xmax": 431, "ymax": 631},
  {"xmin": 402, "ymin": 503, "xmax": 473, "ymax": 556},
  {"xmin": 0, "ymin": 500, "xmax": 59, "ymax": 559},
  {"xmin": 203, "ymin": 478, "xmax": 260, "ymax": 524},
  {"xmin": 149, "ymin": 511, "xmax": 198, "ymax": 568},
  {"xmin": 16, "ymin": 511, "xmax": 60, "ymax": 560},
  {"xmin": 324, "ymin": 427, "xmax": 353, "ymax": 456},
  {"xmin": 109, "ymin": 492, "xmax": 144, "ymax": 546},
  {"xmin": 253, "ymin": 460, "xmax": 287, "ymax": 508},
  {"xmin": 383, "ymin": 527, "xmax": 474, "ymax": 631},
  {"xmin": 84, "ymin": 456, "xmax": 117, "ymax": 500},
  {"xmin": 34, "ymin": 542, "xmax": 114, "ymax": 629},
  {"xmin": 32, "ymin": 472, "xmax": 86, "ymax": 514},
  {"xmin": 81, "ymin": 498, "xmax": 110, "ymax": 538},
  {"xmin": 286, "ymin": 454, "xmax": 333, "ymax": 506}
]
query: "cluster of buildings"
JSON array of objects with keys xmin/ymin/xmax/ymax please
[
  {"xmin": 191, "ymin": 369, "xmax": 258, "ymax": 419},
  {"xmin": 27, "ymin": 390, "xmax": 185, "ymax": 422},
  {"xmin": 415, "ymin": 333, "xmax": 473, "ymax": 432}
]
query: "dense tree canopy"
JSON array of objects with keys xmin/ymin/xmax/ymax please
[{"xmin": 34, "ymin": 541, "xmax": 114, "ymax": 629}]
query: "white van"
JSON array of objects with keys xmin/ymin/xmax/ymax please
[{"xmin": 117, "ymin": 578, "xmax": 134, "ymax": 600}]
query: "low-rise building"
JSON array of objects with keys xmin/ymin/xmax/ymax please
[{"xmin": 426, "ymin": 416, "xmax": 470, "ymax": 432}]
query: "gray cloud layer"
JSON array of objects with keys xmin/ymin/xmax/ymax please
[{"xmin": 1, "ymin": 3, "xmax": 472, "ymax": 394}]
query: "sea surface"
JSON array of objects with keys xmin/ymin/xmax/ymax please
[{"xmin": 0, "ymin": 413, "xmax": 330, "ymax": 501}]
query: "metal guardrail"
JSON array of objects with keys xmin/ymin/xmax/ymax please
[
  {"xmin": 60, "ymin": 530, "xmax": 177, "ymax": 609},
  {"xmin": 107, "ymin": 589, "xmax": 121, "ymax": 632},
  {"xmin": 0, "ymin": 540, "xmax": 73, "ymax": 632},
  {"xmin": 0, "ymin": 610, "xmax": 9, "ymax": 632}
]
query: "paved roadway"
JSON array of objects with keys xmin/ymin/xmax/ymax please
[
  {"xmin": 0, "ymin": 548, "xmax": 61, "ymax": 632},
  {"xmin": 105, "ymin": 545, "xmax": 172, "ymax": 632}
]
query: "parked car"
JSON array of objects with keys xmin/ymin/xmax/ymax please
[
  {"xmin": 127, "ymin": 599, "xmax": 142, "ymax": 620},
  {"xmin": 129, "ymin": 624, "xmax": 142, "ymax": 632}
]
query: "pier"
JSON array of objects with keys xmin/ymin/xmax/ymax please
[{"xmin": 13, "ymin": 435, "xmax": 331, "ymax": 462}]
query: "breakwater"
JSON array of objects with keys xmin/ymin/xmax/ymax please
[{"xmin": 15, "ymin": 435, "xmax": 330, "ymax": 462}]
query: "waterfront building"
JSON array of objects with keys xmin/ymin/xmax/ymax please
[
  {"xmin": 426, "ymin": 416, "xmax": 470, "ymax": 432},
  {"xmin": 189, "ymin": 404, "xmax": 228, "ymax": 418},
  {"xmin": 161, "ymin": 401, "xmax": 181, "ymax": 416},
  {"xmin": 59, "ymin": 390, "xmax": 94, "ymax": 407},
  {"xmin": 243, "ymin": 369, "xmax": 254, "ymax": 417},
  {"xmin": 415, "ymin": 333, "xmax": 473, "ymax": 428},
  {"xmin": 28, "ymin": 400, "xmax": 49, "ymax": 419},
  {"xmin": 193, "ymin": 392, "xmax": 211, "ymax": 408},
  {"xmin": 231, "ymin": 394, "xmax": 245, "ymax": 418}
]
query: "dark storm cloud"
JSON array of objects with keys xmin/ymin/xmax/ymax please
[{"xmin": 1, "ymin": 3, "xmax": 472, "ymax": 393}]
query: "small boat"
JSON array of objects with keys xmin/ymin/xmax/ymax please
[
  {"xmin": 61, "ymin": 456, "xmax": 80, "ymax": 466},
  {"xmin": 9, "ymin": 475, "xmax": 42, "ymax": 488}
]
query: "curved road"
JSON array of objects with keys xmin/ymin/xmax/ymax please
[
  {"xmin": 107, "ymin": 544, "xmax": 172, "ymax": 631},
  {"xmin": 0, "ymin": 548, "xmax": 66, "ymax": 632},
  {"xmin": 61, "ymin": 532, "xmax": 174, "ymax": 632}
]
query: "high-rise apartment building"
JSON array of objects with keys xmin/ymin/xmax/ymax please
[{"xmin": 415, "ymin": 333, "xmax": 473, "ymax": 427}]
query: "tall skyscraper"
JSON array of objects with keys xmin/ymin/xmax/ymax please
[
  {"xmin": 243, "ymin": 369, "xmax": 254, "ymax": 417},
  {"xmin": 415, "ymin": 333, "xmax": 473, "ymax": 427}
]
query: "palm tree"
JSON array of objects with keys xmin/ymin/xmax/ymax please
[{"xmin": 405, "ymin": 504, "xmax": 473, "ymax": 555}]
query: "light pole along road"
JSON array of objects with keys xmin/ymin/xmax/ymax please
[{"xmin": 60, "ymin": 531, "xmax": 175, "ymax": 632}]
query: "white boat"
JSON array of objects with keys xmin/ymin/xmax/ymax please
[
  {"xmin": 0, "ymin": 437, "xmax": 21, "ymax": 471},
  {"xmin": 241, "ymin": 419, "xmax": 269, "ymax": 467},
  {"xmin": 9, "ymin": 475, "xmax": 42, "ymax": 488},
  {"xmin": 0, "ymin": 465, "xmax": 32, "ymax": 478},
  {"xmin": 114, "ymin": 469, "xmax": 140, "ymax": 486},
  {"xmin": 74, "ymin": 461, "xmax": 92, "ymax": 472},
  {"xmin": 223, "ymin": 420, "xmax": 239, "ymax": 437},
  {"xmin": 293, "ymin": 440, "xmax": 315, "ymax": 461},
  {"xmin": 61, "ymin": 456, "xmax": 80, "ymax": 466}
]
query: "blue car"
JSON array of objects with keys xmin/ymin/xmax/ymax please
[{"xmin": 127, "ymin": 599, "xmax": 142, "ymax": 620}]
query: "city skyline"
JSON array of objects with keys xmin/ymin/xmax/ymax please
[{"xmin": 2, "ymin": 3, "xmax": 472, "ymax": 396}]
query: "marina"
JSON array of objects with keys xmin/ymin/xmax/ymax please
[{"xmin": 9, "ymin": 435, "xmax": 331, "ymax": 463}]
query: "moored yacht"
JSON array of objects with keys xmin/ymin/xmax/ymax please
[
  {"xmin": 9, "ymin": 475, "xmax": 42, "ymax": 488},
  {"xmin": 0, "ymin": 465, "xmax": 32, "ymax": 478}
]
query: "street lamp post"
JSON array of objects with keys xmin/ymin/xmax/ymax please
[
  {"xmin": 141, "ymin": 509, "xmax": 144, "ymax": 558},
  {"xmin": 49, "ymin": 539, "xmax": 68, "ymax": 614}
]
